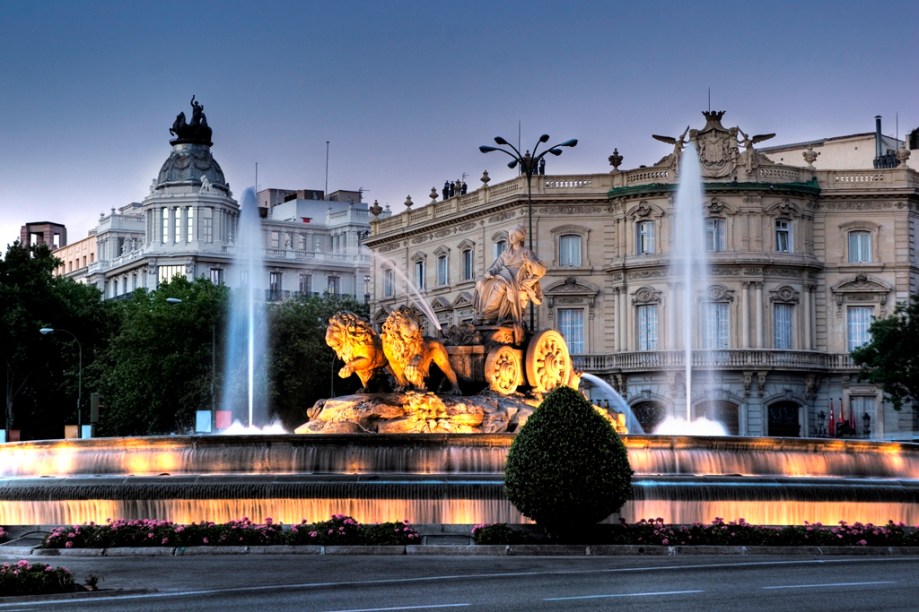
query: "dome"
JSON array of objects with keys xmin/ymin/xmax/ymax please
[{"xmin": 155, "ymin": 142, "xmax": 229, "ymax": 192}]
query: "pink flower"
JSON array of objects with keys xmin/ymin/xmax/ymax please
[
  {"xmin": 65, "ymin": 541, "xmax": 73, "ymax": 549},
  {"xmin": 661, "ymin": 538, "xmax": 670, "ymax": 545},
  {"xmin": 202, "ymin": 537, "xmax": 209, "ymax": 544},
  {"xmin": 858, "ymin": 539, "xmax": 867, "ymax": 546}
]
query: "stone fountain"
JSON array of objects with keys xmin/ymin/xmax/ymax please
[{"xmin": 1, "ymin": 154, "xmax": 918, "ymax": 529}]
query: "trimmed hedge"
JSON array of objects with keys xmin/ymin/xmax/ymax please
[{"xmin": 504, "ymin": 386, "xmax": 633, "ymax": 538}]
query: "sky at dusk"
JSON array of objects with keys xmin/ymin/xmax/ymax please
[{"xmin": 1, "ymin": 0, "xmax": 917, "ymax": 248}]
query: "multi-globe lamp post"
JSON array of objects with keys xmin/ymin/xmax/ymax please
[
  {"xmin": 39, "ymin": 327, "xmax": 83, "ymax": 438},
  {"xmin": 478, "ymin": 133, "xmax": 577, "ymax": 329}
]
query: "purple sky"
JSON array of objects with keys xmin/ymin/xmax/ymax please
[{"xmin": 2, "ymin": 0, "xmax": 917, "ymax": 248}]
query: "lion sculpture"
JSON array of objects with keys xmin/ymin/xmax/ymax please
[
  {"xmin": 325, "ymin": 311, "xmax": 389, "ymax": 391},
  {"xmin": 381, "ymin": 307, "xmax": 461, "ymax": 394}
]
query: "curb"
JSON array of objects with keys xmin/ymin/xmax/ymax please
[{"xmin": 5, "ymin": 544, "xmax": 919, "ymax": 557}]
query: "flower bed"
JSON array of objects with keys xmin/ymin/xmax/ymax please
[
  {"xmin": 472, "ymin": 518, "xmax": 919, "ymax": 546},
  {"xmin": 42, "ymin": 515, "xmax": 419, "ymax": 549},
  {"xmin": 0, "ymin": 560, "xmax": 95, "ymax": 597}
]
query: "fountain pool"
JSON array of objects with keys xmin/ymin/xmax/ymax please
[{"xmin": 0, "ymin": 434, "xmax": 916, "ymax": 526}]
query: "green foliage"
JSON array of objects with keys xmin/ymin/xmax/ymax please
[
  {"xmin": 268, "ymin": 294, "xmax": 368, "ymax": 430},
  {"xmin": 43, "ymin": 516, "xmax": 420, "ymax": 548},
  {"xmin": 472, "ymin": 523, "xmax": 536, "ymax": 544},
  {"xmin": 1, "ymin": 241, "xmax": 110, "ymax": 439},
  {"xmin": 0, "ymin": 560, "xmax": 88, "ymax": 597},
  {"xmin": 470, "ymin": 517, "xmax": 919, "ymax": 547},
  {"xmin": 90, "ymin": 276, "xmax": 227, "ymax": 435},
  {"xmin": 504, "ymin": 386, "xmax": 633, "ymax": 538},
  {"xmin": 851, "ymin": 294, "xmax": 919, "ymax": 411}
]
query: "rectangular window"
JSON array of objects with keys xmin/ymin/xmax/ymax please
[
  {"xmin": 157, "ymin": 265, "xmax": 184, "ymax": 284},
  {"xmin": 269, "ymin": 272, "xmax": 282, "ymax": 299},
  {"xmin": 775, "ymin": 220, "xmax": 791, "ymax": 253},
  {"xmin": 414, "ymin": 260, "xmax": 425, "ymax": 290},
  {"xmin": 636, "ymin": 304, "xmax": 659, "ymax": 351},
  {"xmin": 187, "ymin": 207, "xmax": 194, "ymax": 242},
  {"xmin": 202, "ymin": 208, "xmax": 213, "ymax": 243},
  {"xmin": 559, "ymin": 235, "xmax": 582, "ymax": 266},
  {"xmin": 637, "ymin": 221, "xmax": 655, "ymax": 255},
  {"xmin": 299, "ymin": 273, "xmax": 312, "ymax": 295},
  {"xmin": 774, "ymin": 303, "xmax": 793, "ymax": 349},
  {"xmin": 437, "ymin": 254, "xmax": 449, "ymax": 286},
  {"xmin": 848, "ymin": 231, "xmax": 872, "ymax": 263},
  {"xmin": 705, "ymin": 218, "xmax": 725, "ymax": 252},
  {"xmin": 558, "ymin": 308, "xmax": 584, "ymax": 354},
  {"xmin": 161, "ymin": 208, "xmax": 170, "ymax": 244},
  {"xmin": 383, "ymin": 268, "xmax": 394, "ymax": 297},
  {"xmin": 703, "ymin": 302, "xmax": 729, "ymax": 349},
  {"xmin": 462, "ymin": 249, "xmax": 474, "ymax": 281},
  {"xmin": 173, "ymin": 207, "xmax": 181, "ymax": 244},
  {"xmin": 494, "ymin": 240, "xmax": 507, "ymax": 259},
  {"xmin": 327, "ymin": 276, "xmax": 340, "ymax": 296},
  {"xmin": 847, "ymin": 306, "xmax": 873, "ymax": 351},
  {"xmin": 210, "ymin": 268, "xmax": 224, "ymax": 285}
]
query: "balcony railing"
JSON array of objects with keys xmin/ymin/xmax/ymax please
[{"xmin": 571, "ymin": 349, "xmax": 858, "ymax": 373}]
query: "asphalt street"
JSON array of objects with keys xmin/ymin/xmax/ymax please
[{"xmin": 1, "ymin": 553, "xmax": 918, "ymax": 611}]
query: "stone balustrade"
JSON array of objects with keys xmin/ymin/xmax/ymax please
[{"xmin": 572, "ymin": 349, "xmax": 858, "ymax": 373}]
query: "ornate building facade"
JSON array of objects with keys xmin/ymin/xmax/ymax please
[
  {"xmin": 50, "ymin": 99, "xmax": 371, "ymax": 302},
  {"xmin": 364, "ymin": 111, "xmax": 919, "ymax": 440}
]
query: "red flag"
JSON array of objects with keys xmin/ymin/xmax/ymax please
[
  {"xmin": 839, "ymin": 397, "xmax": 845, "ymax": 427},
  {"xmin": 829, "ymin": 399, "xmax": 836, "ymax": 436}
]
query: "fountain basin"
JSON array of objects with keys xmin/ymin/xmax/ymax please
[{"xmin": 1, "ymin": 435, "xmax": 916, "ymax": 526}]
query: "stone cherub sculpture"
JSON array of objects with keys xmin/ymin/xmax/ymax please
[
  {"xmin": 380, "ymin": 307, "xmax": 461, "ymax": 394},
  {"xmin": 325, "ymin": 311, "xmax": 389, "ymax": 391},
  {"xmin": 473, "ymin": 224, "xmax": 546, "ymax": 344}
]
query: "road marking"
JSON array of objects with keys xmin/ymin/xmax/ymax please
[
  {"xmin": 323, "ymin": 606, "xmax": 470, "ymax": 612},
  {"xmin": 546, "ymin": 589, "xmax": 704, "ymax": 601},
  {"xmin": 763, "ymin": 580, "xmax": 896, "ymax": 590}
]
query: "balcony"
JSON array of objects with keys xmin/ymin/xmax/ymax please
[{"xmin": 572, "ymin": 349, "xmax": 858, "ymax": 374}]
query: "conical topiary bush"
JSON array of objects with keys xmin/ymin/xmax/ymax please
[{"xmin": 504, "ymin": 386, "xmax": 632, "ymax": 538}]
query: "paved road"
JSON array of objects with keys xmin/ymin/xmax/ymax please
[{"xmin": 2, "ymin": 553, "xmax": 918, "ymax": 611}]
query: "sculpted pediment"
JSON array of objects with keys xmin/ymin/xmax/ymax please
[
  {"xmin": 452, "ymin": 291, "xmax": 474, "ymax": 308},
  {"xmin": 544, "ymin": 276, "xmax": 600, "ymax": 296},
  {"xmin": 832, "ymin": 273, "xmax": 891, "ymax": 295}
]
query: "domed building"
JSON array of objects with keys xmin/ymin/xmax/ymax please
[{"xmin": 64, "ymin": 98, "xmax": 371, "ymax": 302}]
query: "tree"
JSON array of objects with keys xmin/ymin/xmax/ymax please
[
  {"xmin": 851, "ymin": 293, "xmax": 919, "ymax": 411},
  {"xmin": 91, "ymin": 277, "xmax": 226, "ymax": 436},
  {"xmin": 268, "ymin": 295, "xmax": 368, "ymax": 430},
  {"xmin": 504, "ymin": 386, "xmax": 633, "ymax": 539},
  {"xmin": 0, "ymin": 241, "xmax": 110, "ymax": 439}
]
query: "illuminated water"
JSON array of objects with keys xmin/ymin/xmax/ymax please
[
  {"xmin": 581, "ymin": 373, "xmax": 644, "ymax": 434},
  {"xmin": 221, "ymin": 188, "xmax": 268, "ymax": 427},
  {"xmin": 372, "ymin": 252, "xmax": 441, "ymax": 331},
  {"xmin": 1, "ymin": 435, "xmax": 916, "ymax": 526},
  {"xmin": 670, "ymin": 143, "xmax": 709, "ymax": 422}
]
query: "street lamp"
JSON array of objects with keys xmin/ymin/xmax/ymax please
[
  {"xmin": 166, "ymin": 297, "xmax": 216, "ymax": 431},
  {"xmin": 39, "ymin": 327, "xmax": 83, "ymax": 438},
  {"xmin": 479, "ymin": 133, "xmax": 577, "ymax": 329}
]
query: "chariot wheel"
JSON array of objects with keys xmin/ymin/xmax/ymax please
[
  {"xmin": 525, "ymin": 329, "xmax": 572, "ymax": 394},
  {"xmin": 484, "ymin": 345, "xmax": 523, "ymax": 395}
]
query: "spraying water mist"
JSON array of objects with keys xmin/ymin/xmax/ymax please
[
  {"xmin": 373, "ymin": 252, "xmax": 442, "ymax": 331},
  {"xmin": 670, "ymin": 142, "xmax": 709, "ymax": 423},
  {"xmin": 221, "ymin": 188, "xmax": 268, "ymax": 427}
]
